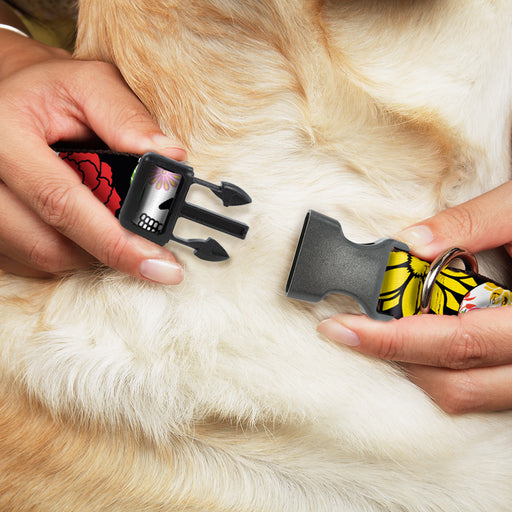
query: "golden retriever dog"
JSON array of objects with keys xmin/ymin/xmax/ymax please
[{"xmin": 1, "ymin": 1, "xmax": 512, "ymax": 510}]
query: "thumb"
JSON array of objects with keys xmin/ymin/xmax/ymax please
[
  {"xmin": 396, "ymin": 180, "xmax": 512, "ymax": 260},
  {"xmin": 72, "ymin": 61, "xmax": 187, "ymax": 161}
]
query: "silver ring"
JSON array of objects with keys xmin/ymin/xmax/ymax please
[{"xmin": 419, "ymin": 247, "xmax": 478, "ymax": 314}]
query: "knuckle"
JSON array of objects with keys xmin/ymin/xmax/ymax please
[
  {"xmin": 374, "ymin": 328, "xmax": 403, "ymax": 360},
  {"xmin": 27, "ymin": 238, "xmax": 65, "ymax": 274},
  {"xmin": 112, "ymin": 107, "xmax": 150, "ymax": 142},
  {"xmin": 442, "ymin": 318, "xmax": 487, "ymax": 369},
  {"xmin": 101, "ymin": 233, "xmax": 129, "ymax": 270},
  {"xmin": 68, "ymin": 61, "xmax": 122, "ymax": 101},
  {"xmin": 51, "ymin": 47, "xmax": 71, "ymax": 60},
  {"xmin": 436, "ymin": 371, "xmax": 482, "ymax": 414},
  {"xmin": 34, "ymin": 183, "xmax": 79, "ymax": 231},
  {"xmin": 441, "ymin": 204, "xmax": 477, "ymax": 242},
  {"xmin": 78, "ymin": 60, "xmax": 119, "ymax": 80}
]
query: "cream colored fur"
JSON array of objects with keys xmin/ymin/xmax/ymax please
[{"xmin": 1, "ymin": 0, "xmax": 512, "ymax": 510}]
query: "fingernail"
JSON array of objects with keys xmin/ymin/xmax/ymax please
[
  {"xmin": 396, "ymin": 225, "xmax": 434, "ymax": 251},
  {"xmin": 139, "ymin": 259, "xmax": 184, "ymax": 285},
  {"xmin": 151, "ymin": 134, "xmax": 187, "ymax": 160},
  {"xmin": 317, "ymin": 319, "xmax": 360, "ymax": 347}
]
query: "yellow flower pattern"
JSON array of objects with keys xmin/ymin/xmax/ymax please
[{"xmin": 378, "ymin": 251, "xmax": 481, "ymax": 318}]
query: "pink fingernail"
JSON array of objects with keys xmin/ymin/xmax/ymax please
[
  {"xmin": 317, "ymin": 319, "xmax": 360, "ymax": 347},
  {"xmin": 151, "ymin": 134, "xmax": 187, "ymax": 160},
  {"xmin": 139, "ymin": 259, "xmax": 183, "ymax": 285},
  {"xmin": 396, "ymin": 225, "xmax": 434, "ymax": 251}
]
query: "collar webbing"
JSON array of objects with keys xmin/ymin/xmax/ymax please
[
  {"xmin": 378, "ymin": 250, "xmax": 510, "ymax": 318},
  {"xmin": 55, "ymin": 156, "xmax": 511, "ymax": 316},
  {"xmin": 286, "ymin": 210, "xmax": 511, "ymax": 320},
  {"xmin": 56, "ymin": 149, "xmax": 138, "ymax": 215}
]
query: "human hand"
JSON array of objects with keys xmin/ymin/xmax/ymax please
[
  {"xmin": 318, "ymin": 181, "xmax": 512, "ymax": 414},
  {"xmin": 0, "ymin": 30, "xmax": 186, "ymax": 283}
]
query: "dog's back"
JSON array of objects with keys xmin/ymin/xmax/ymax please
[{"xmin": 1, "ymin": 1, "xmax": 512, "ymax": 510}]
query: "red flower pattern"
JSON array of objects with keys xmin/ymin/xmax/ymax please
[{"xmin": 59, "ymin": 152, "xmax": 121, "ymax": 214}]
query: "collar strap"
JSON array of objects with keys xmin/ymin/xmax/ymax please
[
  {"xmin": 56, "ymin": 148, "xmax": 251, "ymax": 261},
  {"xmin": 286, "ymin": 210, "xmax": 511, "ymax": 320}
]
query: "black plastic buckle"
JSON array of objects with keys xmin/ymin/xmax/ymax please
[
  {"xmin": 285, "ymin": 210, "xmax": 409, "ymax": 320},
  {"xmin": 119, "ymin": 153, "xmax": 251, "ymax": 261}
]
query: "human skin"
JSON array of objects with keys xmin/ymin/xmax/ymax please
[
  {"xmin": 318, "ymin": 181, "xmax": 512, "ymax": 414},
  {"xmin": 0, "ymin": 18, "xmax": 187, "ymax": 284}
]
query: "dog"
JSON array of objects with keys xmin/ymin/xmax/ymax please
[{"xmin": 1, "ymin": 0, "xmax": 512, "ymax": 510}]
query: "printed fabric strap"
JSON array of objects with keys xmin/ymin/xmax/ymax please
[
  {"xmin": 56, "ymin": 148, "xmax": 138, "ymax": 216},
  {"xmin": 58, "ymin": 149, "xmax": 512, "ymax": 317},
  {"xmin": 379, "ymin": 250, "xmax": 512, "ymax": 319}
]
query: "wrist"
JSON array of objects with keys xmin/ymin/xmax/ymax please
[
  {"xmin": 0, "ymin": 1, "xmax": 29, "ymax": 34},
  {"xmin": 0, "ymin": 23, "xmax": 29, "ymax": 38}
]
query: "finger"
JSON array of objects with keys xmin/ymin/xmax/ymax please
[
  {"xmin": 0, "ymin": 182, "xmax": 93, "ymax": 272},
  {"xmin": 404, "ymin": 363, "xmax": 512, "ymax": 414},
  {"xmin": 2, "ymin": 59, "xmax": 186, "ymax": 160},
  {"xmin": 1, "ymin": 142, "xmax": 184, "ymax": 284},
  {"xmin": 0, "ymin": 253, "xmax": 53, "ymax": 278},
  {"xmin": 56, "ymin": 61, "xmax": 187, "ymax": 160},
  {"xmin": 395, "ymin": 180, "xmax": 512, "ymax": 260},
  {"xmin": 317, "ymin": 307, "xmax": 512, "ymax": 369}
]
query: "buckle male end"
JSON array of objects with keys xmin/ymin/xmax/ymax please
[
  {"xmin": 285, "ymin": 210, "xmax": 409, "ymax": 321},
  {"xmin": 119, "ymin": 153, "xmax": 250, "ymax": 261}
]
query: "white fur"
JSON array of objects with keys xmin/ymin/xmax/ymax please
[{"xmin": 1, "ymin": 0, "xmax": 512, "ymax": 510}]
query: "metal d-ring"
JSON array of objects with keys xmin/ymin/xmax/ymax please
[{"xmin": 419, "ymin": 247, "xmax": 479, "ymax": 314}]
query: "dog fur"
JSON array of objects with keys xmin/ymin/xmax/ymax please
[{"xmin": 1, "ymin": 0, "xmax": 512, "ymax": 510}]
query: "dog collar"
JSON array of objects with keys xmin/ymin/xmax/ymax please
[
  {"xmin": 56, "ymin": 148, "xmax": 251, "ymax": 261},
  {"xmin": 286, "ymin": 210, "xmax": 511, "ymax": 320},
  {"xmin": 55, "ymin": 155, "xmax": 510, "ymax": 316}
]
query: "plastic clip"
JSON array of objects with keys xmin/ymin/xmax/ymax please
[
  {"xmin": 119, "ymin": 153, "xmax": 251, "ymax": 261},
  {"xmin": 285, "ymin": 210, "xmax": 409, "ymax": 320}
]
